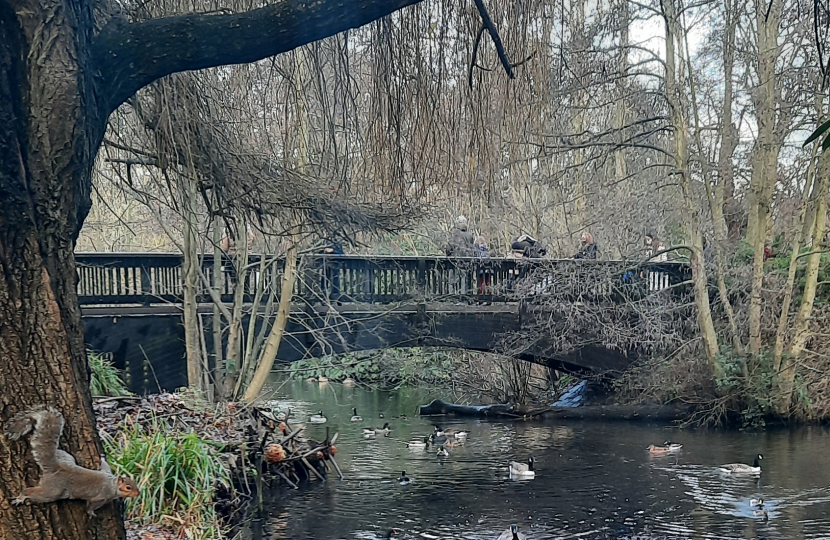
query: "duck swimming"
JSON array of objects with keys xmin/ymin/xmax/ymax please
[
  {"xmin": 436, "ymin": 445, "xmax": 449, "ymax": 457},
  {"xmin": 406, "ymin": 437, "xmax": 429, "ymax": 449},
  {"xmin": 497, "ymin": 524, "xmax": 527, "ymax": 540},
  {"xmin": 509, "ymin": 457, "xmax": 536, "ymax": 478},
  {"xmin": 310, "ymin": 411, "xmax": 327, "ymax": 424},
  {"xmin": 719, "ymin": 454, "xmax": 763, "ymax": 474},
  {"xmin": 363, "ymin": 422, "xmax": 390, "ymax": 436}
]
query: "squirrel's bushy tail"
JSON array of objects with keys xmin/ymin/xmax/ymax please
[{"xmin": 5, "ymin": 406, "xmax": 64, "ymax": 473}]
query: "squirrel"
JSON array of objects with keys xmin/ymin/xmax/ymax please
[{"xmin": 5, "ymin": 406, "xmax": 139, "ymax": 516}]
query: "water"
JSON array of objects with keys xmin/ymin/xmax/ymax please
[{"xmin": 246, "ymin": 380, "xmax": 830, "ymax": 540}]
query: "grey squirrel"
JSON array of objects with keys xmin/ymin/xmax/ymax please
[{"xmin": 5, "ymin": 406, "xmax": 139, "ymax": 516}]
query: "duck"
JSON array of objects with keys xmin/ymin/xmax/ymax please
[
  {"xmin": 406, "ymin": 437, "xmax": 429, "ymax": 449},
  {"xmin": 363, "ymin": 422, "xmax": 390, "ymax": 436},
  {"xmin": 436, "ymin": 445, "xmax": 449, "ymax": 457},
  {"xmin": 350, "ymin": 407, "xmax": 362, "ymax": 422},
  {"xmin": 719, "ymin": 454, "xmax": 763, "ymax": 474},
  {"xmin": 509, "ymin": 457, "xmax": 536, "ymax": 478},
  {"xmin": 430, "ymin": 426, "xmax": 448, "ymax": 446},
  {"xmin": 443, "ymin": 427, "xmax": 470, "ymax": 441},
  {"xmin": 647, "ymin": 444, "xmax": 673, "ymax": 456},
  {"xmin": 397, "ymin": 471, "xmax": 411, "ymax": 485},
  {"xmin": 750, "ymin": 498, "xmax": 767, "ymax": 518},
  {"xmin": 497, "ymin": 524, "xmax": 527, "ymax": 540},
  {"xmin": 750, "ymin": 498, "xmax": 765, "ymax": 509},
  {"xmin": 309, "ymin": 410, "xmax": 327, "ymax": 424}
]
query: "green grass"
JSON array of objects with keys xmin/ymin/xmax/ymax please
[
  {"xmin": 103, "ymin": 420, "xmax": 231, "ymax": 539},
  {"xmin": 88, "ymin": 350, "xmax": 131, "ymax": 397}
]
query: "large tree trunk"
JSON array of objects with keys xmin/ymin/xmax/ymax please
[
  {"xmin": 747, "ymin": 0, "xmax": 782, "ymax": 356},
  {"xmin": 0, "ymin": 0, "xmax": 124, "ymax": 537}
]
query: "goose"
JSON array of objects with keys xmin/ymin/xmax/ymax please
[
  {"xmin": 397, "ymin": 471, "xmax": 411, "ymax": 485},
  {"xmin": 719, "ymin": 454, "xmax": 762, "ymax": 474},
  {"xmin": 350, "ymin": 408, "xmax": 363, "ymax": 422},
  {"xmin": 436, "ymin": 445, "xmax": 449, "ymax": 457},
  {"xmin": 406, "ymin": 437, "xmax": 429, "ymax": 449},
  {"xmin": 497, "ymin": 524, "xmax": 527, "ymax": 540},
  {"xmin": 363, "ymin": 422, "xmax": 390, "ymax": 436},
  {"xmin": 310, "ymin": 411, "xmax": 327, "ymax": 424},
  {"xmin": 509, "ymin": 457, "xmax": 536, "ymax": 478}
]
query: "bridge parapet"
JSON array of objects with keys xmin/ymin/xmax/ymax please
[{"xmin": 75, "ymin": 253, "xmax": 691, "ymax": 306}]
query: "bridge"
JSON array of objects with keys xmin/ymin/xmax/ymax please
[{"xmin": 77, "ymin": 253, "xmax": 691, "ymax": 393}]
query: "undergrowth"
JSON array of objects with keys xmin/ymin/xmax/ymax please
[
  {"xmin": 103, "ymin": 420, "xmax": 231, "ymax": 539},
  {"xmin": 89, "ymin": 350, "xmax": 131, "ymax": 397}
]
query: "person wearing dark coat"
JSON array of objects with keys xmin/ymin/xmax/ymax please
[
  {"xmin": 574, "ymin": 232, "xmax": 598, "ymax": 259},
  {"xmin": 446, "ymin": 215, "xmax": 475, "ymax": 257}
]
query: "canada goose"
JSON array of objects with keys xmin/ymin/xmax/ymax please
[
  {"xmin": 497, "ymin": 524, "xmax": 527, "ymax": 540},
  {"xmin": 350, "ymin": 408, "xmax": 362, "ymax": 422},
  {"xmin": 406, "ymin": 437, "xmax": 429, "ymax": 449},
  {"xmin": 363, "ymin": 422, "xmax": 390, "ymax": 436},
  {"xmin": 509, "ymin": 457, "xmax": 536, "ymax": 478},
  {"xmin": 310, "ymin": 411, "xmax": 327, "ymax": 424},
  {"xmin": 436, "ymin": 445, "xmax": 449, "ymax": 457},
  {"xmin": 719, "ymin": 454, "xmax": 763, "ymax": 474},
  {"xmin": 397, "ymin": 471, "xmax": 411, "ymax": 485}
]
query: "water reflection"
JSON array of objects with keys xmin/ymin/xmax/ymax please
[{"xmin": 247, "ymin": 380, "xmax": 830, "ymax": 540}]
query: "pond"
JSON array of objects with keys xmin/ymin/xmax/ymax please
[{"xmin": 245, "ymin": 380, "xmax": 830, "ymax": 540}]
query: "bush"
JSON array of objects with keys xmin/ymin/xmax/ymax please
[
  {"xmin": 89, "ymin": 350, "xmax": 131, "ymax": 397},
  {"xmin": 103, "ymin": 421, "xmax": 230, "ymax": 539}
]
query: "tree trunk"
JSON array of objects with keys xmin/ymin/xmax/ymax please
[
  {"xmin": 662, "ymin": 0, "xmax": 720, "ymax": 372},
  {"xmin": 242, "ymin": 241, "xmax": 298, "ymax": 402},
  {"xmin": 181, "ymin": 176, "xmax": 202, "ymax": 394},
  {"xmin": 747, "ymin": 0, "xmax": 782, "ymax": 356},
  {"xmin": 0, "ymin": 0, "xmax": 124, "ymax": 537}
]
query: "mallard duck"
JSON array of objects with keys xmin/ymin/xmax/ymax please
[
  {"xmin": 436, "ymin": 445, "xmax": 449, "ymax": 457},
  {"xmin": 719, "ymin": 454, "xmax": 762, "ymax": 474},
  {"xmin": 406, "ymin": 437, "xmax": 429, "ymax": 449},
  {"xmin": 430, "ymin": 426, "xmax": 448, "ymax": 446},
  {"xmin": 442, "ymin": 427, "xmax": 470, "ymax": 440},
  {"xmin": 363, "ymin": 422, "xmax": 390, "ymax": 436},
  {"xmin": 750, "ymin": 498, "xmax": 765, "ymax": 509},
  {"xmin": 397, "ymin": 471, "xmax": 411, "ymax": 485},
  {"xmin": 350, "ymin": 408, "xmax": 362, "ymax": 422},
  {"xmin": 509, "ymin": 457, "xmax": 536, "ymax": 478},
  {"xmin": 310, "ymin": 411, "xmax": 327, "ymax": 424},
  {"xmin": 497, "ymin": 524, "xmax": 527, "ymax": 540}
]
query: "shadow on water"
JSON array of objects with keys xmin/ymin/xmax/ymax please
[{"xmin": 244, "ymin": 380, "xmax": 830, "ymax": 540}]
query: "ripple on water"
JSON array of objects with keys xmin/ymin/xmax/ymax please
[{"xmin": 249, "ymin": 381, "xmax": 830, "ymax": 540}]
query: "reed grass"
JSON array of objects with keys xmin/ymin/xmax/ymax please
[
  {"xmin": 104, "ymin": 420, "xmax": 231, "ymax": 538},
  {"xmin": 88, "ymin": 350, "xmax": 131, "ymax": 397}
]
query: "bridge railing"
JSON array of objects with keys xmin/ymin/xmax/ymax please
[{"xmin": 75, "ymin": 253, "xmax": 691, "ymax": 306}]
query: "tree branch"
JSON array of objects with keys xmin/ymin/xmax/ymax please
[{"xmin": 94, "ymin": 0, "xmax": 428, "ymax": 114}]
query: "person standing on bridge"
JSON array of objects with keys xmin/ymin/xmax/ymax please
[
  {"xmin": 644, "ymin": 232, "xmax": 668, "ymax": 262},
  {"xmin": 574, "ymin": 232, "xmax": 598, "ymax": 259},
  {"xmin": 446, "ymin": 215, "xmax": 475, "ymax": 257},
  {"xmin": 321, "ymin": 238, "xmax": 344, "ymax": 304},
  {"xmin": 446, "ymin": 215, "xmax": 475, "ymax": 297},
  {"xmin": 474, "ymin": 236, "xmax": 492, "ymax": 296}
]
